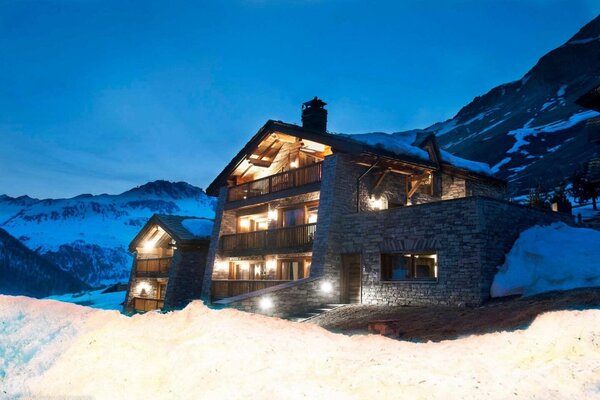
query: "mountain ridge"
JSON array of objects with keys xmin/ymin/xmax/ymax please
[{"xmin": 0, "ymin": 180, "xmax": 216, "ymax": 287}]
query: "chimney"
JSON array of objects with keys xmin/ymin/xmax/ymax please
[{"xmin": 301, "ymin": 97, "xmax": 327, "ymax": 132}]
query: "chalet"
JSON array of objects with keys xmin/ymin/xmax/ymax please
[
  {"xmin": 200, "ymin": 97, "xmax": 572, "ymax": 317},
  {"xmin": 125, "ymin": 214, "xmax": 212, "ymax": 312}
]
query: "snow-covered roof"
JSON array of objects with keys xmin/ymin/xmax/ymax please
[
  {"xmin": 129, "ymin": 214, "xmax": 213, "ymax": 251},
  {"xmin": 342, "ymin": 131, "xmax": 494, "ymax": 176}
]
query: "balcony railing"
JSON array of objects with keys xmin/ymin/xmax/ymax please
[
  {"xmin": 135, "ymin": 257, "xmax": 172, "ymax": 276},
  {"xmin": 221, "ymin": 223, "xmax": 317, "ymax": 253},
  {"xmin": 227, "ymin": 162, "xmax": 323, "ymax": 202},
  {"xmin": 133, "ymin": 297, "xmax": 164, "ymax": 312},
  {"xmin": 211, "ymin": 280, "xmax": 289, "ymax": 300}
]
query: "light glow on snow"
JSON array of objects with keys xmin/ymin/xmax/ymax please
[
  {"xmin": 491, "ymin": 223, "xmax": 600, "ymax": 297},
  {"xmin": 1, "ymin": 296, "xmax": 600, "ymax": 399}
]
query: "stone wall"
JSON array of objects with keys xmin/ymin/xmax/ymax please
[
  {"xmin": 335, "ymin": 196, "xmax": 573, "ymax": 307},
  {"xmin": 339, "ymin": 197, "xmax": 484, "ymax": 306},
  {"xmin": 441, "ymin": 174, "xmax": 466, "ymax": 200},
  {"xmin": 201, "ymin": 186, "xmax": 229, "ymax": 300},
  {"xmin": 164, "ymin": 246, "xmax": 209, "ymax": 309},
  {"xmin": 214, "ymin": 277, "xmax": 338, "ymax": 318},
  {"xmin": 466, "ymin": 179, "xmax": 506, "ymax": 199}
]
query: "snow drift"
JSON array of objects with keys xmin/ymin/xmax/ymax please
[
  {"xmin": 2, "ymin": 296, "xmax": 600, "ymax": 399},
  {"xmin": 491, "ymin": 223, "xmax": 600, "ymax": 297}
]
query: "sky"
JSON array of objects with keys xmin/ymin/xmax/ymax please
[{"xmin": 1, "ymin": 0, "xmax": 599, "ymax": 199}]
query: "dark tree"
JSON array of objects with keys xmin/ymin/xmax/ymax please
[{"xmin": 569, "ymin": 165, "xmax": 598, "ymax": 211}]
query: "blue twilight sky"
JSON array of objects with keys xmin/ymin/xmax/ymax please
[{"xmin": 1, "ymin": 1, "xmax": 599, "ymax": 198}]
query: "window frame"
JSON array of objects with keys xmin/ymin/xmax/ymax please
[{"xmin": 380, "ymin": 251, "xmax": 438, "ymax": 282}]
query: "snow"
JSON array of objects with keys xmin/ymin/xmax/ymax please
[
  {"xmin": 491, "ymin": 157, "xmax": 512, "ymax": 173},
  {"xmin": 45, "ymin": 289, "xmax": 126, "ymax": 310},
  {"xmin": 491, "ymin": 223, "xmax": 600, "ymax": 298},
  {"xmin": 2, "ymin": 296, "xmax": 600, "ymax": 399},
  {"xmin": 181, "ymin": 218, "xmax": 213, "ymax": 238},
  {"xmin": 439, "ymin": 150, "xmax": 493, "ymax": 175},
  {"xmin": 507, "ymin": 110, "xmax": 599, "ymax": 154},
  {"xmin": 346, "ymin": 131, "xmax": 430, "ymax": 160},
  {"xmin": 567, "ymin": 35, "xmax": 600, "ymax": 45},
  {"xmin": 345, "ymin": 131, "xmax": 493, "ymax": 175}
]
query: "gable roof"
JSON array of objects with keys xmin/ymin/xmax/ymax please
[
  {"xmin": 128, "ymin": 214, "xmax": 213, "ymax": 252},
  {"xmin": 206, "ymin": 120, "xmax": 504, "ymax": 196}
]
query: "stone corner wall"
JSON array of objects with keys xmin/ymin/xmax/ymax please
[
  {"xmin": 219, "ymin": 277, "xmax": 338, "ymax": 318},
  {"xmin": 164, "ymin": 245, "xmax": 209, "ymax": 309},
  {"xmin": 201, "ymin": 186, "xmax": 229, "ymax": 301}
]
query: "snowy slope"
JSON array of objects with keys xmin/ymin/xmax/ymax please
[
  {"xmin": 386, "ymin": 15, "xmax": 600, "ymax": 194},
  {"xmin": 1, "ymin": 296, "xmax": 599, "ymax": 399},
  {"xmin": 0, "ymin": 181, "xmax": 216, "ymax": 286}
]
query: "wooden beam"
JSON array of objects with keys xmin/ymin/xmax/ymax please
[
  {"xmin": 372, "ymin": 168, "xmax": 391, "ymax": 192},
  {"xmin": 407, "ymin": 174, "xmax": 430, "ymax": 198}
]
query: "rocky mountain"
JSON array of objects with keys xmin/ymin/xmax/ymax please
[
  {"xmin": 0, "ymin": 180, "xmax": 216, "ymax": 287},
  {"xmin": 0, "ymin": 227, "xmax": 89, "ymax": 297},
  {"xmin": 411, "ymin": 15, "xmax": 600, "ymax": 195}
]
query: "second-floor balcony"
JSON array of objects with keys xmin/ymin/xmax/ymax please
[
  {"xmin": 227, "ymin": 162, "xmax": 323, "ymax": 203},
  {"xmin": 221, "ymin": 223, "xmax": 317, "ymax": 255},
  {"xmin": 134, "ymin": 257, "xmax": 172, "ymax": 277}
]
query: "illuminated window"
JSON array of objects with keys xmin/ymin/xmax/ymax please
[{"xmin": 380, "ymin": 252, "xmax": 437, "ymax": 281}]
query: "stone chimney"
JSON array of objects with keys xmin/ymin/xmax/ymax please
[{"xmin": 301, "ymin": 97, "xmax": 327, "ymax": 132}]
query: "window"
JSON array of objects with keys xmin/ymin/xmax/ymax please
[
  {"xmin": 157, "ymin": 283, "xmax": 167, "ymax": 300},
  {"xmin": 380, "ymin": 252, "xmax": 437, "ymax": 281},
  {"xmin": 278, "ymin": 258, "xmax": 311, "ymax": 280},
  {"xmin": 282, "ymin": 207, "xmax": 304, "ymax": 227}
]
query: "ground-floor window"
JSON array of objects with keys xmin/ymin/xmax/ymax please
[{"xmin": 380, "ymin": 252, "xmax": 437, "ymax": 281}]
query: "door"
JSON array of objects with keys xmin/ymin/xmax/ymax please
[{"xmin": 340, "ymin": 254, "xmax": 362, "ymax": 304}]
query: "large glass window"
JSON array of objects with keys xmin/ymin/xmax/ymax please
[
  {"xmin": 278, "ymin": 258, "xmax": 311, "ymax": 280},
  {"xmin": 282, "ymin": 207, "xmax": 305, "ymax": 227},
  {"xmin": 380, "ymin": 252, "xmax": 437, "ymax": 281}
]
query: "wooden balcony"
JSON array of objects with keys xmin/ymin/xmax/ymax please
[
  {"xmin": 211, "ymin": 279, "xmax": 289, "ymax": 301},
  {"xmin": 135, "ymin": 257, "xmax": 172, "ymax": 277},
  {"xmin": 221, "ymin": 223, "xmax": 317, "ymax": 255},
  {"xmin": 227, "ymin": 162, "xmax": 323, "ymax": 203},
  {"xmin": 133, "ymin": 297, "xmax": 164, "ymax": 312}
]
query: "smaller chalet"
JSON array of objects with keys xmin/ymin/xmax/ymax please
[{"xmin": 125, "ymin": 214, "xmax": 213, "ymax": 312}]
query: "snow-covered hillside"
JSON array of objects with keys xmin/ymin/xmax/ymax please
[
  {"xmin": 1, "ymin": 296, "xmax": 599, "ymax": 399},
  {"xmin": 383, "ymin": 15, "xmax": 600, "ymax": 195},
  {"xmin": 0, "ymin": 181, "xmax": 216, "ymax": 286}
]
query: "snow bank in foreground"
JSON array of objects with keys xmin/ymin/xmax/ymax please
[
  {"xmin": 491, "ymin": 223, "xmax": 600, "ymax": 297},
  {"xmin": 45, "ymin": 289, "xmax": 126, "ymax": 310},
  {"xmin": 2, "ymin": 296, "xmax": 600, "ymax": 399}
]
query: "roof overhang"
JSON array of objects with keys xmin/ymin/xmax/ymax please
[{"xmin": 206, "ymin": 120, "xmax": 443, "ymax": 196}]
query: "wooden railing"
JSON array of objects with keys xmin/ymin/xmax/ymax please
[
  {"xmin": 221, "ymin": 223, "xmax": 317, "ymax": 253},
  {"xmin": 133, "ymin": 297, "xmax": 164, "ymax": 312},
  {"xmin": 135, "ymin": 257, "xmax": 172, "ymax": 276},
  {"xmin": 227, "ymin": 162, "xmax": 323, "ymax": 202},
  {"xmin": 211, "ymin": 280, "xmax": 289, "ymax": 300}
]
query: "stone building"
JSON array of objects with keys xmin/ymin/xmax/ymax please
[
  {"xmin": 201, "ymin": 98, "xmax": 571, "ymax": 317},
  {"xmin": 125, "ymin": 214, "xmax": 212, "ymax": 312}
]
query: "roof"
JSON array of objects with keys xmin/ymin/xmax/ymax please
[
  {"xmin": 128, "ymin": 214, "xmax": 213, "ymax": 252},
  {"xmin": 576, "ymin": 85, "xmax": 600, "ymax": 112},
  {"xmin": 206, "ymin": 120, "xmax": 505, "ymax": 196}
]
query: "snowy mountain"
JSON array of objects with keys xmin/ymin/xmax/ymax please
[
  {"xmin": 405, "ymin": 15, "xmax": 600, "ymax": 194},
  {"xmin": 0, "ymin": 228, "xmax": 89, "ymax": 297},
  {"xmin": 0, "ymin": 180, "xmax": 216, "ymax": 287}
]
